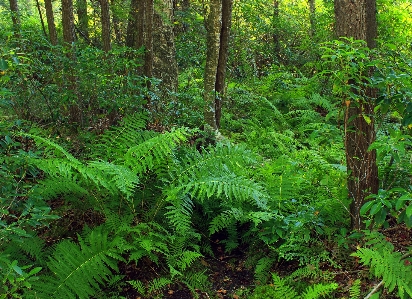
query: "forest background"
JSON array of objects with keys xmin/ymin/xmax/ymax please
[{"xmin": 1, "ymin": 0, "xmax": 412, "ymax": 298}]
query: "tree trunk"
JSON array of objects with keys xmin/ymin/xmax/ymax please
[
  {"xmin": 203, "ymin": 0, "xmax": 222, "ymax": 130},
  {"xmin": 272, "ymin": 0, "xmax": 280, "ymax": 61},
  {"xmin": 214, "ymin": 0, "xmax": 232, "ymax": 129},
  {"xmin": 76, "ymin": 0, "xmax": 89, "ymax": 40},
  {"xmin": 35, "ymin": 0, "xmax": 47, "ymax": 38},
  {"xmin": 125, "ymin": 0, "xmax": 138, "ymax": 47},
  {"xmin": 44, "ymin": 0, "xmax": 58, "ymax": 45},
  {"xmin": 143, "ymin": 0, "xmax": 154, "ymax": 78},
  {"xmin": 62, "ymin": 0, "xmax": 76, "ymax": 45},
  {"xmin": 100, "ymin": 0, "xmax": 111, "ymax": 52},
  {"xmin": 308, "ymin": 0, "xmax": 316, "ymax": 37},
  {"xmin": 110, "ymin": 0, "xmax": 122, "ymax": 44},
  {"xmin": 9, "ymin": 0, "xmax": 21, "ymax": 38},
  {"xmin": 153, "ymin": 0, "xmax": 178, "ymax": 93},
  {"xmin": 62, "ymin": 0, "xmax": 82, "ymax": 126},
  {"xmin": 334, "ymin": 0, "xmax": 378, "ymax": 230}
]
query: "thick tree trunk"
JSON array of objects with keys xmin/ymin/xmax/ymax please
[
  {"xmin": 100, "ymin": 0, "xmax": 111, "ymax": 52},
  {"xmin": 214, "ymin": 0, "xmax": 232, "ymax": 129},
  {"xmin": 62, "ymin": 0, "xmax": 76, "ymax": 44},
  {"xmin": 153, "ymin": 0, "xmax": 178, "ymax": 93},
  {"xmin": 9, "ymin": 0, "xmax": 21, "ymax": 38},
  {"xmin": 204, "ymin": 0, "xmax": 222, "ymax": 130},
  {"xmin": 44, "ymin": 0, "xmax": 58, "ymax": 45},
  {"xmin": 76, "ymin": 0, "xmax": 89, "ymax": 40},
  {"xmin": 334, "ymin": 0, "xmax": 378, "ymax": 230}
]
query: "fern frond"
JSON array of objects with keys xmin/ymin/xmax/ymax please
[
  {"xmin": 124, "ymin": 128, "xmax": 189, "ymax": 175},
  {"xmin": 301, "ymin": 282, "xmax": 338, "ymax": 299},
  {"xmin": 255, "ymin": 256, "xmax": 276, "ymax": 284},
  {"xmin": 349, "ymin": 279, "xmax": 361, "ymax": 299},
  {"xmin": 34, "ymin": 226, "xmax": 120, "ymax": 299},
  {"xmin": 88, "ymin": 160, "xmax": 138, "ymax": 198},
  {"xmin": 182, "ymin": 270, "xmax": 211, "ymax": 293},
  {"xmin": 271, "ymin": 273, "xmax": 300, "ymax": 298},
  {"xmin": 352, "ymin": 232, "xmax": 412, "ymax": 299}
]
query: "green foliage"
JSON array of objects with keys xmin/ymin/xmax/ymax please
[
  {"xmin": 352, "ymin": 231, "xmax": 412, "ymax": 299},
  {"xmin": 250, "ymin": 268, "xmax": 338, "ymax": 299}
]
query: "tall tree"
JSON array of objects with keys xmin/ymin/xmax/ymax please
[
  {"xmin": 334, "ymin": 0, "xmax": 378, "ymax": 230},
  {"xmin": 44, "ymin": 0, "xmax": 58, "ymax": 45},
  {"xmin": 9, "ymin": 0, "xmax": 21, "ymax": 38},
  {"xmin": 214, "ymin": 0, "xmax": 233, "ymax": 128},
  {"xmin": 100, "ymin": 0, "xmax": 111, "ymax": 51},
  {"xmin": 203, "ymin": 0, "xmax": 222, "ymax": 130}
]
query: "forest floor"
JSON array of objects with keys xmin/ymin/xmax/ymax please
[{"xmin": 156, "ymin": 224, "xmax": 412, "ymax": 299}]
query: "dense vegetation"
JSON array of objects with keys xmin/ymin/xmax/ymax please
[{"xmin": 0, "ymin": 0, "xmax": 412, "ymax": 298}]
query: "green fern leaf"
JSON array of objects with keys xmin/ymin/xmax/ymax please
[
  {"xmin": 301, "ymin": 283, "xmax": 338, "ymax": 299},
  {"xmin": 34, "ymin": 227, "xmax": 120, "ymax": 299}
]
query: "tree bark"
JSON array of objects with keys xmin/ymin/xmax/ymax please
[
  {"xmin": 100, "ymin": 0, "xmax": 111, "ymax": 52},
  {"xmin": 143, "ymin": 0, "xmax": 154, "ymax": 78},
  {"xmin": 62, "ymin": 0, "xmax": 82, "ymax": 126},
  {"xmin": 334, "ymin": 0, "xmax": 378, "ymax": 230},
  {"xmin": 76, "ymin": 0, "xmax": 89, "ymax": 40},
  {"xmin": 214, "ymin": 0, "xmax": 232, "ymax": 129},
  {"xmin": 125, "ymin": 0, "xmax": 138, "ymax": 47},
  {"xmin": 308, "ymin": 0, "xmax": 316, "ymax": 37},
  {"xmin": 44, "ymin": 0, "xmax": 58, "ymax": 45},
  {"xmin": 203, "ymin": 0, "xmax": 222, "ymax": 130},
  {"xmin": 272, "ymin": 0, "xmax": 280, "ymax": 61},
  {"xmin": 9, "ymin": 0, "xmax": 21, "ymax": 38},
  {"xmin": 153, "ymin": 0, "xmax": 178, "ymax": 93},
  {"xmin": 62, "ymin": 0, "xmax": 76, "ymax": 45}
]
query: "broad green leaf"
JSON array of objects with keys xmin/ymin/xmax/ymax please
[
  {"xmin": 0, "ymin": 59, "xmax": 8, "ymax": 71},
  {"xmin": 370, "ymin": 202, "xmax": 382, "ymax": 216},
  {"xmin": 360, "ymin": 201, "xmax": 374, "ymax": 215},
  {"xmin": 406, "ymin": 205, "xmax": 412, "ymax": 218}
]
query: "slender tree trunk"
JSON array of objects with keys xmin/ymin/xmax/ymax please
[
  {"xmin": 272, "ymin": 0, "xmax": 280, "ymax": 61},
  {"xmin": 204, "ymin": 0, "xmax": 222, "ymax": 130},
  {"xmin": 62, "ymin": 0, "xmax": 82, "ymax": 126},
  {"xmin": 9, "ymin": 0, "xmax": 21, "ymax": 38},
  {"xmin": 35, "ymin": 0, "xmax": 47, "ymax": 38},
  {"xmin": 44, "ymin": 0, "xmax": 58, "ymax": 45},
  {"xmin": 143, "ymin": 0, "xmax": 154, "ymax": 78},
  {"xmin": 76, "ymin": 0, "xmax": 89, "ymax": 40},
  {"xmin": 334, "ymin": 0, "xmax": 378, "ymax": 230},
  {"xmin": 308, "ymin": 0, "xmax": 316, "ymax": 37},
  {"xmin": 153, "ymin": 0, "xmax": 178, "ymax": 93},
  {"xmin": 214, "ymin": 0, "xmax": 232, "ymax": 128},
  {"xmin": 100, "ymin": 0, "xmax": 111, "ymax": 52}
]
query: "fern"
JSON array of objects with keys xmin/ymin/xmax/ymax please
[
  {"xmin": 300, "ymin": 282, "xmax": 338, "ymax": 299},
  {"xmin": 250, "ymin": 270, "xmax": 338, "ymax": 299},
  {"xmin": 352, "ymin": 231, "xmax": 412, "ymax": 299},
  {"xmin": 349, "ymin": 279, "xmax": 361, "ymax": 299},
  {"xmin": 32, "ymin": 226, "xmax": 122, "ymax": 299}
]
